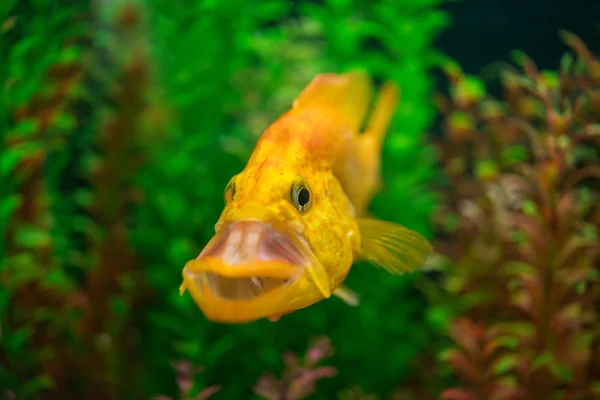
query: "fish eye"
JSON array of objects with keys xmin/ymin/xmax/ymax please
[
  {"xmin": 291, "ymin": 181, "xmax": 311, "ymax": 212},
  {"xmin": 224, "ymin": 176, "xmax": 236, "ymax": 204}
]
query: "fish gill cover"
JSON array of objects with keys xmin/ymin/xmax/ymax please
[{"xmin": 2, "ymin": 1, "xmax": 599, "ymax": 400}]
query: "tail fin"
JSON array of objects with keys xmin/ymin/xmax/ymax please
[
  {"xmin": 292, "ymin": 70, "xmax": 374, "ymax": 133},
  {"xmin": 349, "ymin": 81, "xmax": 399, "ymax": 215},
  {"xmin": 363, "ymin": 81, "xmax": 399, "ymax": 148}
]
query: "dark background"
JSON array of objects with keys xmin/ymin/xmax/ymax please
[
  {"xmin": 428, "ymin": 0, "xmax": 599, "ymax": 135},
  {"xmin": 437, "ymin": 0, "xmax": 599, "ymax": 75},
  {"xmin": 436, "ymin": 0, "xmax": 600, "ymax": 74}
]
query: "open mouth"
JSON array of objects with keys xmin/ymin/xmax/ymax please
[
  {"xmin": 203, "ymin": 273, "xmax": 291, "ymax": 300},
  {"xmin": 183, "ymin": 220, "xmax": 310, "ymax": 301}
]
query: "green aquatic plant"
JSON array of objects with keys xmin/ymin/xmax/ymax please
[
  {"xmin": 136, "ymin": 0, "xmax": 448, "ymax": 398},
  {"xmin": 2, "ymin": 1, "xmax": 154, "ymax": 398},
  {"xmin": 434, "ymin": 32, "xmax": 600, "ymax": 399},
  {"xmin": 1, "ymin": 0, "xmax": 89, "ymax": 397},
  {"xmin": 2, "ymin": 0, "xmax": 448, "ymax": 398},
  {"xmin": 337, "ymin": 386, "xmax": 380, "ymax": 400}
]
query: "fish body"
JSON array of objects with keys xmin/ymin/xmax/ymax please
[{"xmin": 180, "ymin": 71, "xmax": 432, "ymax": 323}]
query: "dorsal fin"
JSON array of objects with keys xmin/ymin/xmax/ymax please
[
  {"xmin": 248, "ymin": 71, "xmax": 376, "ymax": 170},
  {"xmin": 292, "ymin": 70, "xmax": 374, "ymax": 133}
]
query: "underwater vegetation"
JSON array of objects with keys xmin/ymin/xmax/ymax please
[
  {"xmin": 433, "ymin": 32, "xmax": 600, "ymax": 400},
  {"xmin": 1, "ymin": 0, "xmax": 600, "ymax": 400},
  {"xmin": 1, "ymin": 0, "xmax": 445, "ymax": 399}
]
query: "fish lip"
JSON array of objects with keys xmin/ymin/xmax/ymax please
[
  {"xmin": 181, "ymin": 266, "xmax": 304, "ymax": 323},
  {"xmin": 184, "ymin": 257, "xmax": 302, "ymax": 279},
  {"xmin": 198, "ymin": 219, "xmax": 313, "ymax": 271},
  {"xmin": 181, "ymin": 220, "xmax": 315, "ymax": 323}
]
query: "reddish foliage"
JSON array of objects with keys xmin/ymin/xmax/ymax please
[
  {"xmin": 151, "ymin": 361, "xmax": 221, "ymax": 400},
  {"xmin": 4, "ymin": 49, "xmax": 88, "ymax": 395},
  {"xmin": 253, "ymin": 336, "xmax": 337, "ymax": 400},
  {"xmin": 435, "ymin": 32, "xmax": 600, "ymax": 400},
  {"xmin": 3, "ymin": 4, "xmax": 152, "ymax": 399}
]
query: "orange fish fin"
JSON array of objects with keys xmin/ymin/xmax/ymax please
[
  {"xmin": 361, "ymin": 81, "xmax": 399, "ymax": 147},
  {"xmin": 332, "ymin": 79, "xmax": 399, "ymax": 216},
  {"xmin": 179, "ymin": 283, "xmax": 187, "ymax": 295},
  {"xmin": 356, "ymin": 218, "xmax": 433, "ymax": 274},
  {"xmin": 333, "ymin": 285, "xmax": 360, "ymax": 306},
  {"xmin": 268, "ymin": 310, "xmax": 294, "ymax": 322},
  {"xmin": 292, "ymin": 70, "xmax": 374, "ymax": 133},
  {"xmin": 268, "ymin": 314, "xmax": 282, "ymax": 322},
  {"xmin": 348, "ymin": 81, "xmax": 399, "ymax": 215}
]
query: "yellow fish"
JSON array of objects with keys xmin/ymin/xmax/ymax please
[{"xmin": 180, "ymin": 71, "xmax": 432, "ymax": 323}]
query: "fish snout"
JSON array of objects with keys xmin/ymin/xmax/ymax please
[
  {"xmin": 181, "ymin": 219, "xmax": 319, "ymax": 322},
  {"xmin": 199, "ymin": 220, "xmax": 310, "ymax": 268},
  {"xmin": 220, "ymin": 201, "xmax": 281, "ymax": 225}
]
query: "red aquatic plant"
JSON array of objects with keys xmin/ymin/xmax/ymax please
[
  {"xmin": 434, "ymin": 32, "xmax": 600, "ymax": 400},
  {"xmin": 154, "ymin": 336, "xmax": 339, "ymax": 400},
  {"xmin": 3, "ymin": 3, "xmax": 153, "ymax": 399},
  {"xmin": 151, "ymin": 361, "xmax": 221, "ymax": 400},
  {"xmin": 253, "ymin": 336, "xmax": 338, "ymax": 400},
  {"xmin": 79, "ymin": 5, "xmax": 151, "ymax": 398},
  {"xmin": 3, "ymin": 42, "xmax": 88, "ymax": 397}
]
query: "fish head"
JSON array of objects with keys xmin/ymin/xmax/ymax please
[{"xmin": 181, "ymin": 151, "xmax": 358, "ymax": 323}]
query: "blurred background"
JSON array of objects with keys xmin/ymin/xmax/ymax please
[{"xmin": 1, "ymin": 0, "xmax": 600, "ymax": 399}]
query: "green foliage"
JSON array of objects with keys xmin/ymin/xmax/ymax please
[
  {"xmin": 134, "ymin": 1, "xmax": 448, "ymax": 398},
  {"xmin": 1, "ymin": 1, "xmax": 89, "ymax": 398},
  {"xmin": 2, "ymin": 0, "xmax": 447, "ymax": 399}
]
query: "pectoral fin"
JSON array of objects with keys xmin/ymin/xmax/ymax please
[
  {"xmin": 268, "ymin": 314, "xmax": 283, "ymax": 322},
  {"xmin": 268, "ymin": 311, "xmax": 294, "ymax": 322},
  {"xmin": 356, "ymin": 218, "xmax": 432, "ymax": 274},
  {"xmin": 333, "ymin": 285, "xmax": 360, "ymax": 306}
]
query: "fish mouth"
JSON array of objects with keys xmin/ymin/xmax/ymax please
[
  {"xmin": 185, "ymin": 258, "xmax": 301, "ymax": 301},
  {"xmin": 204, "ymin": 273, "xmax": 291, "ymax": 300},
  {"xmin": 181, "ymin": 220, "xmax": 315, "ymax": 322}
]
